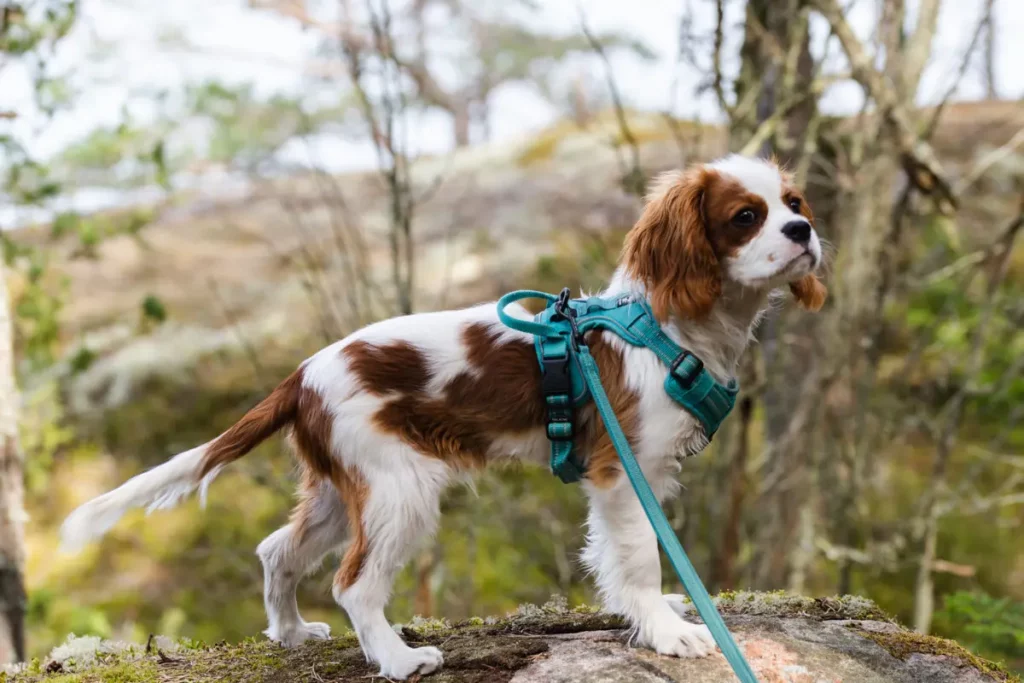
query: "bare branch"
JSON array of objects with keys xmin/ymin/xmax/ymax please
[
  {"xmin": 809, "ymin": 0, "xmax": 957, "ymax": 213},
  {"xmin": 578, "ymin": 6, "xmax": 644, "ymax": 196},
  {"xmin": 955, "ymin": 127, "xmax": 1024, "ymax": 195},
  {"xmin": 712, "ymin": 0, "xmax": 731, "ymax": 115},
  {"xmin": 902, "ymin": 0, "xmax": 942, "ymax": 94}
]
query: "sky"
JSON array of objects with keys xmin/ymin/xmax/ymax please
[{"xmin": 1, "ymin": 0, "xmax": 1022, "ymax": 222}]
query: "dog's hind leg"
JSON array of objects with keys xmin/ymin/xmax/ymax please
[
  {"xmin": 331, "ymin": 448, "xmax": 449, "ymax": 681},
  {"xmin": 258, "ymin": 474, "xmax": 346, "ymax": 647}
]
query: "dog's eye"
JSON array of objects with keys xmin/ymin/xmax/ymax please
[
  {"xmin": 788, "ymin": 198, "xmax": 802, "ymax": 213},
  {"xmin": 733, "ymin": 209, "xmax": 757, "ymax": 226}
]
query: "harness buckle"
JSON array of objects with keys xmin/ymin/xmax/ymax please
[
  {"xmin": 541, "ymin": 354, "xmax": 572, "ymax": 397},
  {"xmin": 669, "ymin": 350, "xmax": 704, "ymax": 390},
  {"xmin": 541, "ymin": 348, "xmax": 575, "ymax": 442}
]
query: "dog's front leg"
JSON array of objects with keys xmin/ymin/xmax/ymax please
[{"xmin": 582, "ymin": 480, "xmax": 715, "ymax": 658}]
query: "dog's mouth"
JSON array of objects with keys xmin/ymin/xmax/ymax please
[{"xmin": 778, "ymin": 251, "xmax": 816, "ymax": 279}]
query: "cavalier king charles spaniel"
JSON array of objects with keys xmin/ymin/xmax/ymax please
[{"xmin": 62, "ymin": 154, "xmax": 826, "ymax": 680}]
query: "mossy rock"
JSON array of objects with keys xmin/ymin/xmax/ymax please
[{"xmin": 9, "ymin": 593, "xmax": 1016, "ymax": 682}]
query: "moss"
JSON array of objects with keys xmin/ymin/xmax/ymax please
[
  {"xmin": 516, "ymin": 132, "xmax": 562, "ymax": 166},
  {"xmin": 96, "ymin": 662, "xmax": 158, "ymax": 683},
  {"xmin": 853, "ymin": 625, "xmax": 1020, "ymax": 682},
  {"xmin": 667, "ymin": 590, "xmax": 893, "ymax": 622},
  {"xmin": 15, "ymin": 593, "xmax": 1004, "ymax": 682}
]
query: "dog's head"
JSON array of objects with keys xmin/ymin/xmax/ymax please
[{"xmin": 622, "ymin": 154, "xmax": 826, "ymax": 321}]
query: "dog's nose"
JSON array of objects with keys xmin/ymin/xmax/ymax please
[{"xmin": 781, "ymin": 220, "xmax": 811, "ymax": 245}]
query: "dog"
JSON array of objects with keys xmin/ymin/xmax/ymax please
[{"xmin": 61, "ymin": 154, "xmax": 826, "ymax": 680}]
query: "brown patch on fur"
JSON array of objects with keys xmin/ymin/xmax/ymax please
[
  {"xmin": 701, "ymin": 174, "xmax": 768, "ymax": 258},
  {"xmin": 622, "ymin": 167, "xmax": 770, "ymax": 322},
  {"xmin": 348, "ymin": 323, "xmax": 640, "ymax": 486},
  {"xmin": 370, "ymin": 323, "xmax": 545, "ymax": 469},
  {"xmin": 333, "ymin": 465, "xmax": 369, "ymax": 590},
  {"xmin": 287, "ymin": 471, "xmax": 321, "ymax": 545},
  {"xmin": 343, "ymin": 340, "xmax": 430, "ymax": 395},
  {"xmin": 790, "ymin": 273, "xmax": 828, "ymax": 311},
  {"xmin": 292, "ymin": 384, "xmax": 338, "ymax": 479},
  {"xmin": 197, "ymin": 368, "xmax": 304, "ymax": 479},
  {"xmin": 288, "ymin": 384, "xmax": 370, "ymax": 590},
  {"xmin": 623, "ymin": 168, "xmax": 720, "ymax": 322},
  {"xmin": 576, "ymin": 333, "xmax": 640, "ymax": 489}
]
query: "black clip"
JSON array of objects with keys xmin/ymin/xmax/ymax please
[
  {"xmin": 541, "ymin": 352, "xmax": 572, "ymax": 397},
  {"xmin": 553, "ymin": 287, "xmax": 585, "ymax": 351},
  {"xmin": 669, "ymin": 350, "xmax": 704, "ymax": 390}
]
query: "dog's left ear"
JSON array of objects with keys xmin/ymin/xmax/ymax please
[
  {"xmin": 790, "ymin": 274, "xmax": 827, "ymax": 312},
  {"xmin": 622, "ymin": 168, "xmax": 720, "ymax": 322}
]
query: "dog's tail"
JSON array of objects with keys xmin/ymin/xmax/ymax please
[{"xmin": 60, "ymin": 369, "xmax": 305, "ymax": 553}]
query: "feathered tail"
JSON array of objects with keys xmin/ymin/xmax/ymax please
[{"xmin": 60, "ymin": 369, "xmax": 304, "ymax": 552}]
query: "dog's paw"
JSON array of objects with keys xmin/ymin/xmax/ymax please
[
  {"xmin": 265, "ymin": 621, "xmax": 332, "ymax": 648},
  {"xmin": 648, "ymin": 617, "xmax": 716, "ymax": 659},
  {"xmin": 380, "ymin": 645, "xmax": 444, "ymax": 680}
]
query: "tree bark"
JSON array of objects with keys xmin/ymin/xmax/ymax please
[
  {"xmin": 452, "ymin": 103, "xmax": 471, "ymax": 148},
  {"xmin": 713, "ymin": 396, "xmax": 753, "ymax": 590},
  {"xmin": 0, "ymin": 262, "xmax": 26, "ymax": 663}
]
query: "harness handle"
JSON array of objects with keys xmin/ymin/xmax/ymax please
[{"xmin": 497, "ymin": 290, "xmax": 563, "ymax": 338}]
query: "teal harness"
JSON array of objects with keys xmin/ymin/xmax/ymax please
[{"xmin": 497, "ymin": 288, "xmax": 757, "ymax": 683}]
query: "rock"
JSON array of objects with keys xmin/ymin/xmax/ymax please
[{"xmin": 15, "ymin": 593, "xmax": 1015, "ymax": 682}]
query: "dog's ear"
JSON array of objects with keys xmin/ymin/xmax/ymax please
[
  {"xmin": 622, "ymin": 168, "xmax": 720, "ymax": 321},
  {"xmin": 790, "ymin": 273, "xmax": 827, "ymax": 312}
]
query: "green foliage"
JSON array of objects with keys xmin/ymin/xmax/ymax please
[
  {"xmin": 187, "ymin": 82, "xmax": 343, "ymax": 167},
  {"xmin": 140, "ymin": 295, "xmax": 166, "ymax": 324},
  {"xmin": 0, "ymin": 1, "xmax": 76, "ymax": 56},
  {"xmin": 20, "ymin": 381, "xmax": 74, "ymax": 495},
  {"xmin": 10, "ymin": 250, "xmax": 67, "ymax": 369},
  {"xmin": 934, "ymin": 592, "xmax": 1024, "ymax": 666},
  {"xmin": 68, "ymin": 346, "xmax": 95, "ymax": 375}
]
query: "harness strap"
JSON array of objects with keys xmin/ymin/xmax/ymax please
[{"xmin": 574, "ymin": 344, "xmax": 758, "ymax": 683}]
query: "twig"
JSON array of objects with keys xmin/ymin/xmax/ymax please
[
  {"xmin": 955, "ymin": 127, "xmax": 1024, "ymax": 196},
  {"xmin": 711, "ymin": 0, "xmax": 730, "ymax": 115},
  {"xmin": 921, "ymin": 1, "xmax": 991, "ymax": 140},
  {"xmin": 809, "ymin": 0, "xmax": 957, "ymax": 213},
  {"xmin": 578, "ymin": 5, "xmax": 645, "ymax": 196}
]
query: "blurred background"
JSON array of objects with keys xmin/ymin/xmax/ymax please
[{"xmin": 0, "ymin": 0, "xmax": 1022, "ymax": 672}]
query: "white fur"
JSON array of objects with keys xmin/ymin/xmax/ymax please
[
  {"xmin": 60, "ymin": 443, "xmax": 218, "ymax": 553},
  {"xmin": 60, "ymin": 154, "xmax": 820, "ymax": 681}
]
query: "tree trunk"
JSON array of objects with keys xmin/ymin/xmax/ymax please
[
  {"xmin": 712, "ymin": 396, "xmax": 753, "ymax": 590},
  {"xmin": 452, "ymin": 104, "xmax": 471, "ymax": 148},
  {"xmin": 982, "ymin": 0, "xmax": 997, "ymax": 99},
  {"xmin": 735, "ymin": 0, "xmax": 819, "ymax": 590},
  {"xmin": 913, "ymin": 513, "xmax": 938, "ymax": 633},
  {"xmin": 0, "ymin": 262, "xmax": 26, "ymax": 663}
]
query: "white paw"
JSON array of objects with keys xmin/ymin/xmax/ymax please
[
  {"xmin": 379, "ymin": 645, "xmax": 444, "ymax": 680},
  {"xmin": 648, "ymin": 618, "xmax": 716, "ymax": 659},
  {"xmin": 265, "ymin": 621, "xmax": 332, "ymax": 647}
]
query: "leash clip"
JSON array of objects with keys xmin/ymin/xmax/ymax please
[{"xmin": 553, "ymin": 287, "xmax": 585, "ymax": 351}]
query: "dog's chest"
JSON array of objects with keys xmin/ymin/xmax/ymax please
[{"xmin": 622, "ymin": 344, "xmax": 710, "ymax": 462}]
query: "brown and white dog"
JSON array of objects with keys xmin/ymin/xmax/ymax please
[{"xmin": 61, "ymin": 154, "xmax": 826, "ymax": 680}]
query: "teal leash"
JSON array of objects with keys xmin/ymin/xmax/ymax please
[
  {"xmin": 497, "ymin": 290, "xmax": 759, "ymax": 683},
  {"xmin": 575, "ymin": 346, "xmax": 758, "ymax": 683}
]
